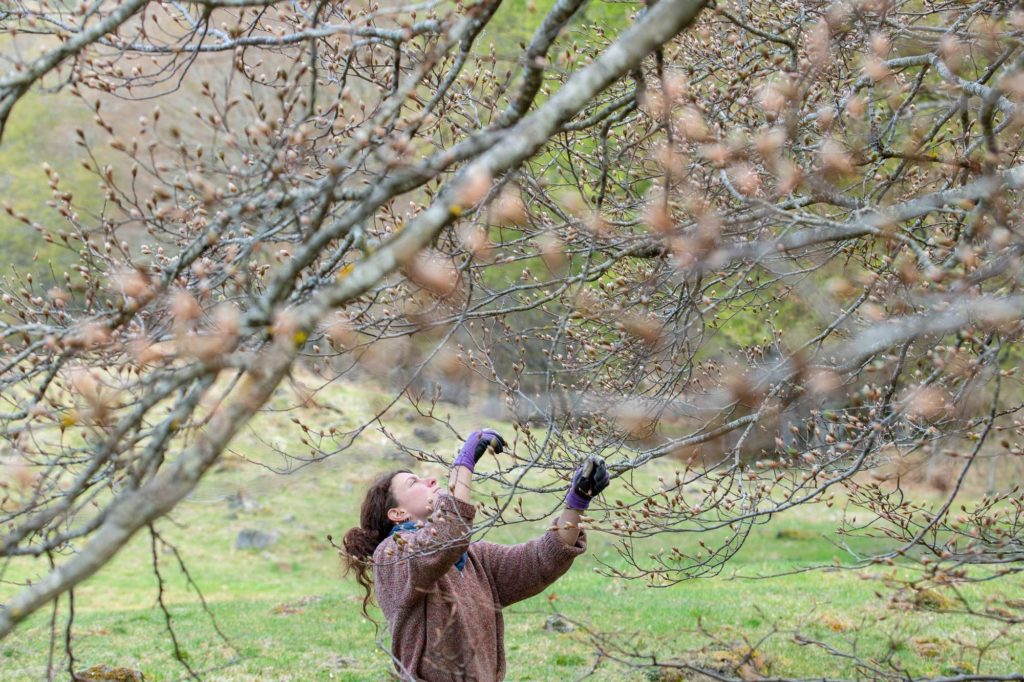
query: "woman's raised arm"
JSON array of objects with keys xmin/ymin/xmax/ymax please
[
  {"xmin": 374, "ymin": 430, "xmax": 507, "ymax": 604},
  {"xmin": 475, "ymin": 456, "xmax": 610, "ymax": 607}
]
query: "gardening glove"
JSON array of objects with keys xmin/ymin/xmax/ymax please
[
  {"xmin": 452, "ymin": 429, "xmax": 507, "ymax": 473},
  {"xmin": 565, "ymin": 455, "xmax": 610, "ymax": 510}
]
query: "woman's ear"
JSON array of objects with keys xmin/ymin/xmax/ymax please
[{"xmin": 387, "ymin": 507, "xmax": 408, "ymax": 524}]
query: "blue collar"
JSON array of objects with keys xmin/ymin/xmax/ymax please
[{"xmin": 389, "ymin": 521, "xmax": 468, "ymax": 572}]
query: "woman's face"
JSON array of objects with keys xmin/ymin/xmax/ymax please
[{"xmin": 388, "ymin": 472, "xmax": 440, "ymax": 524}]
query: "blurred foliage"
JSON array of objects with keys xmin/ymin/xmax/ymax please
[{"xmin": 0, "ymin": 89, "xmax": 95, "ymax": 285}]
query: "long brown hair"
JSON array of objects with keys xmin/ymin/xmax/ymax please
[{"xmin": 341, "ymin": 469, "xmax": 409, "ymax": 617}]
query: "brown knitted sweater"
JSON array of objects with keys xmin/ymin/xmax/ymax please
[{"xmin": 373, "ymin": 493, "xmax": 587, "ymax": 681}]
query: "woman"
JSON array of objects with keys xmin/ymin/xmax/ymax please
[{"xmin": 342, "ymin": 429, "xmax": 610, "ymax": 681}]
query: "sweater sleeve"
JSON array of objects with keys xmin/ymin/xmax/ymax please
[
  {"xmin": 475, "ymin": 529, "xmax": 587, "ymax": 607},
  {"xmin": 373, "ymin": 493, "xmax": 477, "ymax": 608}
]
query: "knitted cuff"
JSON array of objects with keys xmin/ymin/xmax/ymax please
[
  {"xmin": 452, "ymin": 452, "xmax": 476, "ymax": 473},
  {"xmin": 565, "ymin": 490, "xmax": 591, "ymax": 511}
]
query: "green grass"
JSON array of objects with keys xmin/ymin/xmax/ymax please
[{"xmin": 1, "ymin": 377, "xmax": 1022, "ymax": 680}]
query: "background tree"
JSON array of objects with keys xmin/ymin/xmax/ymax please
[{"xmin": 2, "ymin": 0, "xmax": 1024, "ymax": 678}]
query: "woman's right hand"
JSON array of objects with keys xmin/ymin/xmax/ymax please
[
  {"xmin": 565, "ymin": 456, "xmax": 610, "ymax": 510},
  {"xmin": 452, "ymin": 429, "xmax": 507, "ymax": 472}
]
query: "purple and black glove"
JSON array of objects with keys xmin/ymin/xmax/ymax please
[
  {"xmin": 565, "ymin": 456, "xmax": 610, "ymax": 511},
  {"xmin": 453, "ymin": 429, "xmax": 507, "ymax": 473}
]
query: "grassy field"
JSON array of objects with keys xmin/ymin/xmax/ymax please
[{"xmin": 1, "ymin": 376, "xmax": 1022, "ymax": 681}]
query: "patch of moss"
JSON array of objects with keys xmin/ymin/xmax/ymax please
[
  {"xmin": 912, "ymin": 588, "xmax": 957, "ymax": 611},
  {"xmin": 700, "ymin": 644, "xmax": 770, "ymax": 676},
  {"xmin": 76, "ymin": 664, "xmax": 145, "ymax": 682}
]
